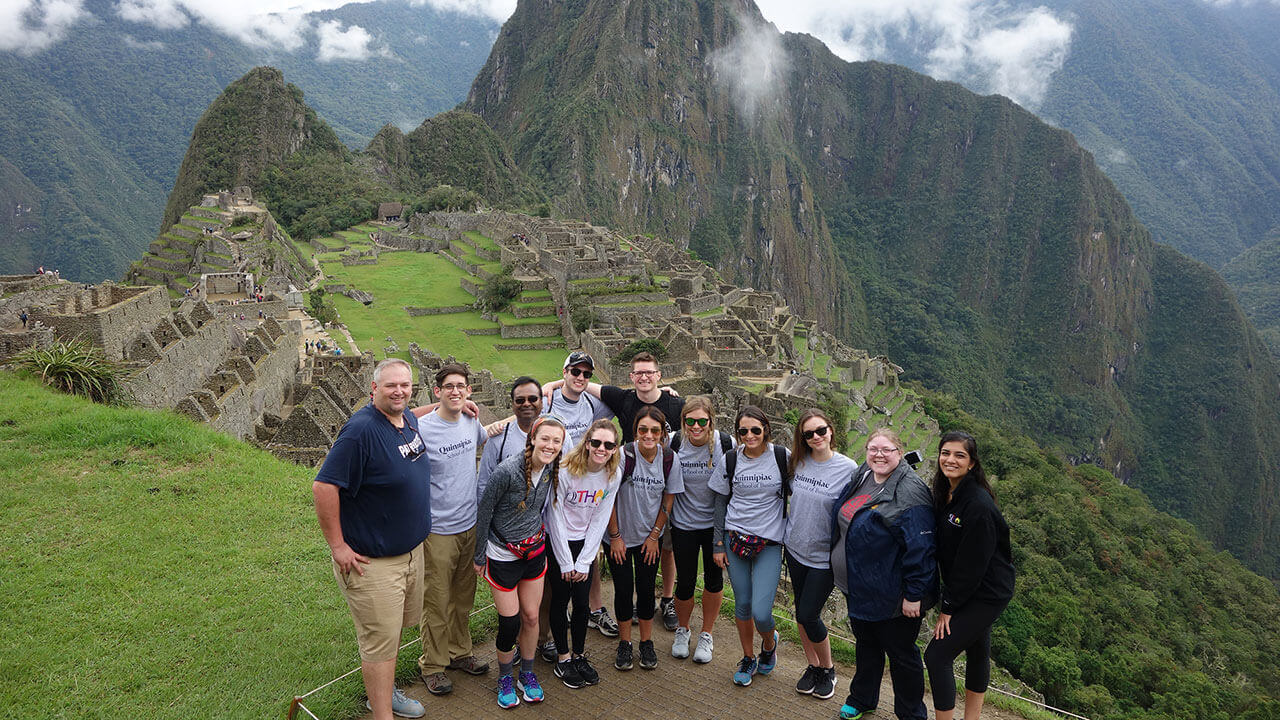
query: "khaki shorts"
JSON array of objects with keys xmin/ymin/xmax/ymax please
[{"xmin": 333, "ymin": 544, "xmax": 424, "ymax": 663}]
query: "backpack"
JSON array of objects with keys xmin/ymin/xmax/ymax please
[
  {"xmin": 668, "ymin": 429, "xmax": 733, "ymax": 456},
  {"xmin": 546, "ymin": 389, "xmax": 595, "ymax": 414},
  {"xmin": 621, "ymin": 442, "xmax": 675, "ymax": 485},
  {"xmin": 723, "ymin": 444, "xmax": 793, "ymax": 517}
]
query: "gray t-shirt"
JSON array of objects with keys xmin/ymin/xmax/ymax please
[
  {"xmin": 784, "ymin": 452, "xmax": 858, "ymax": 569},
  {"xmin": 671, "ymin": 432, "xmax": 730, "ymax": 531},
  {"xmin": 420, "ymin": 411, "xmax": 487, "ymax": 534},
  {"xmin": 477, "ymin": 422, "xmax": 527, "ymax": 501},
  {"xmin": 709, "ymin": 444, "xmax": 788, "ymax": 543},
  {"xmin": 615, "ymin": 445, "xmax": 685, "ymax": 547},
  {"xmin": 543, "ymin": 388, "xmax": 612, "ymax": 445},
  {"xmin": 831, "ymin": 468, "xmax": 889, "ymax": 594}
]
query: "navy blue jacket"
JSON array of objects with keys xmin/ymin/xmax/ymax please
[{"xmin": 831, "ymin": 460, "xmax": 938, "ymax": 622}]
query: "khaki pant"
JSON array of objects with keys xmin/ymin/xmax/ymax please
[
  {"xmin": 333, "ymin": 546, "xmax": 423, "ymax": 663},
  {"xmin": 417, "ymin": 528, "xmax": 478, "ymax": 674}
]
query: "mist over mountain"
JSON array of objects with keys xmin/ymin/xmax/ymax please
[{"xmin": 0, "ymin": 0, "xmax": 496, "ymax": 281}]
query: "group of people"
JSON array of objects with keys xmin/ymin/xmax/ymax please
[{"xmin": 312, "ymin": 350, "xmax": 1015, "ymax": 720}]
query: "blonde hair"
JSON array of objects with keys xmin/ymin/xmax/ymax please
[
  {"xmin": 557, "ymin": 420, "xmax": 622, "ymax": 500},
  {"xmin": 866, "ymin": 427, "xmax": 903, "ymax": 451}
]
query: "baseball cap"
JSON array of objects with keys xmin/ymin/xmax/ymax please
[{"xmin": 563, "ymin": 351, "xmax": 595, "ymax": 370}]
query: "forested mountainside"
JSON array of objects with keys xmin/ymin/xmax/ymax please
[
  {"xmin": 456, "ymin": 0, "xmax": 1280, "ymax": 579},
  {"xmin": 0, "ymin": 0, "xmax": 494, "ymax": 281}
]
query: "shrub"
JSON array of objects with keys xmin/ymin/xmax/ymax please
[
  {"xmin": 612, "ymin": 338, "xmax": 666, "ymax": 365},
  {"xmin": 571, "ymin": 305, "xmax": 595, "ymax": 333},
  {"xmin": 10, "ymin": 338, "xmax": 130, "ymax": 405},
  {"xmin": 479, "ymin": 266, "xmax": 522, "ymax": 313},
  {"xmin": 308, "ymin": 288, "xmax": 338, "ymax": 326}
]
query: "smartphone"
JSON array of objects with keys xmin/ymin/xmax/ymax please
[{"xmin": 903, "ymin": 449, "xmax": 924, "ymax": 467}]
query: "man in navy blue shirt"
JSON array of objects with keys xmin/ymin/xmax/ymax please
[{"xmin": 314, "ymin": 358, "xmax": 432, "ymax": 720}]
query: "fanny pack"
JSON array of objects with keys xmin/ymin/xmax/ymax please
[
  {"xmin": 502, "ymin": 528, "xmax": 546, "ymax": 560},
  {"xmin": 728, "ymin": 531, "xmax": 768, "ymax": 560}
]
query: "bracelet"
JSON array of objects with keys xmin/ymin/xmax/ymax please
[{"xmin": 608, "ymin": 531, "xmax": 620, "ymax": 539}]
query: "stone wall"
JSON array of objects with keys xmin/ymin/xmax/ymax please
[
  {"xmin": 499, "ymin": 321, "xmax": 561, "ymax": 339},
  {"xmin": 405, "ymin": 305, "xmax": 473, "ymax": 316},
  {"xmin": 208, "ymin": 323, "xmax": 301, "ymax": 439},
  {"xmin": 31, "ymin": 285, "xmax": 172, "ymax": 361},
  {"xmin": 126, "ymin": 315, "xmax": 235, "ymax": 408},
  {"xmin": 210, "ymin": 299, "xmax": 289, "ymax": 319}
]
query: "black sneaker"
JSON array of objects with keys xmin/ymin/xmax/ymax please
[
  {"xmin": 660, "ymin": 598, "xmax": 678, "ymax": 631},
  {"xmin": 614, "ymin": 640, "xmax": 633, "ymax": 671},
  {"xmin": 554, "ymin": 658, "xmax": 585, "ymax": 689},
  {"xmin": 796, "ymin": 664, "xmax": 819, "ymax": 695},
  {"xmin": 813, "ymin": 667, "xmax": 837, "ymax": 700},
  {"xmin": 574, "ymin": 656, "xmax": 600, "ymax": 686},
  {"xmin": 638, "ymin": 639, "xmax": 658, "ymax": 670},
  {"xmin": 588, "ymin": 607, "xmax": 620, "ymax": 638},
  {"xmin": 540, "ymin": 640, "xmax": 557, "ymax": 663}
]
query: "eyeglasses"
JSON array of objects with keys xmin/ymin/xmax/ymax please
[
  {"xmin": 630, "ymin": 370, "xmax": 659, "ymax": 377},
  {"xmin": 684, "ymin": 417, "xmax": 710, "ymax": 427},
  {"xmin": 636, "ymin": 426, "xmax": 664, "ymax": 436},
  {"xmin": 737, "ymin": 426, "xmax": 764, "ymax": 437},
  {"xmin": 437, "ymin": 383, "xmax": 468, "ymax": 393},
  {"xmin": 513, "ymin": 395, "xmax": 540, "ymax": 406},
  {"xmin": 866, "ymin": 446, "xmax": 899, "ymax": 456},
  {"xmin": 567, "ymin": 367, "xmax": 593, "ymax": 379},
  {"xmin": 802, "ymin": 425, "xmax": 831, "ymax": 440},
  {"xmin": 587, "ymin": 439, "xmax": 618, "ymax": 450}
]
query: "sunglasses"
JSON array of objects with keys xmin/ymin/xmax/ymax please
[
  {"xmin": 567, "ymin": 367, "xmax": 593, "ymax": 379},
  {"xmin": 513, "ymin": 395, "xmax": 541, "ymax": 406},
  {"xmin": 636, "ymin": 426, "xmax": 664, "ymax": 436},
  {"xmin": 736, "ymin": 426, "xmax": 764, "ymax": 437},
  {"xmin": 683, "ymin": 417, "xmax": 710, "ymax": 427},
  {"xmin": 802, "ymin": 425, "xmax": 831, "ymax": 440},
  {"xmin": 587, "ymin": 438, "xmax": 618, "ymax": 450}
]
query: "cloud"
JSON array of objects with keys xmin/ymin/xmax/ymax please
[
  {"xmin": 122, "ymin": 33, "xmax": 166, "ymax": 50},
  {"xmin": 0, "ymin": 0, "xmax": 87, "ymax": 54},
  {"xmin": 316, "ymin": 20, "xmax": 379, "ymax": 61},
  {"xmin": 754, "ymin": 0, "xmax": 1074, "ymax": 109},
  {"xmin": 117, "ymin": 0, "xmax": 187, "ymax": 29},
  {"xmin": 707, "ymin": 14, "xmax": 790, "ymax": 121},
  {"xmin": 406, "ymin": 0, "xmax": 514, "ymax": 23},
  {"xmin": 113, "ymin": 0, "xmax": 354, "ymax": 51}
]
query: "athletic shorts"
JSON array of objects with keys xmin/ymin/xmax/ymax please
[{"xmin": 484, "ymin": 554, "xmax": 547, "ymax": 592}]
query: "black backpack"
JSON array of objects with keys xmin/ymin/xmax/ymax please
[
  {"xmin": 723, "ymin": 444, "xmax": 793, "ymax": 517},
  {"xmin": 621, "ymin": 442, "xmax": 675, "ymax": 485},
  {"xmin": 668, "ymin": 429, "xmax": 733, "ymax": 456}
]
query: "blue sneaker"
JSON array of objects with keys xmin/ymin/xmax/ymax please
[
  {"xmin": 517, "ymin": 670, "xmax": 544, "ymax": 703},
  {"xmin": 496, "ymin": 674, "xmax": 519, "ymax": 709},
  {"xmin": 838, "ymin": 704, "xmax": 865, "ymax": 720},
  {"xmin": 733, "ymin": 655, "xmax": 758, "ymax": 686},
  {"xmin": 364, "ymin": 687, "xmax": 425, "ymax": 718},
  {"xmin": 757, "ymin": 630, "xmax": 779, "ymax": 675}
]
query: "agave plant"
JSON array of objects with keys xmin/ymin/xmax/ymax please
[{"xmin": 10, "ymin": 338, "xmax": 130, "ymax": 405}]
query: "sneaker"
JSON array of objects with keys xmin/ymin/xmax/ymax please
[
  {"xmin": 540, "ymin": 639, "xmax": 558, "ymax": 663},
  {"xmin": 574, "ymin": 656, "xmax": 599, "ymax": 686},
  {"xmin": 423, "ymin": 671, "xmax": 452, "ymax": 696},
  {"xmin": 795, "ymin": 665, "xmax": 819, "ymax": 695},
  {"xmin": 693, "ymin": 631, "xmax": 714, "ymax": 663},
  {"xmin": 365, "ymin": 687, "xmax": 425, "ymax": 718},
  {"xmin": 496, "ymin": 675, "xmax": 519, "ymax": 709},
  {"xmin": 757, "ymin": 630, "xmax": 779, "ymax": 675},
  {"xmin": 660, "ymin": 598, "xmax": 678, "ymax": 631},
  {"xmin": 517, "ymin": 671, "xmax": 544, "ymax": 703},
  {"xmin": 614, "ymin": 640, "xmax": 633, "ymax": 670},
  {"xmin": 838, "ymin": 705, "xmax": 866, "ymax": 720},
  {"xmin": 814, "ymin": 667, "xmax": 837, "ymax": 700},
  {"xmin": 554, "ymin": 658, "xmax": 585, "ymax": 689},
  {"xmin": 638, "ymin": 639, "xmax": 658, "ymax": 669},
  {"xmin": 733, "ymin": 655, "xmax": 758, "ymax": 686},
  {"xmin": 447, "ymin": 655, "xmax": 489, "ymax": 675},
  {"xmin": 589, "ymin": 607, "xmax": 620, "ymax": 637},
  {"xmin": 671, "ymin": 627, "xmax": 691, "ymax": 658}
]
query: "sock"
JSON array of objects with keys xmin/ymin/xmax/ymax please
[
  {"xmin": 499, "ymin": 659, "xmax": 513, "ymax": 677},
  {"xmin": 521, "ymin": 656, "xmax": 534, "ymax": 674},
  {"xmin": 662, "ymin": 596, "xmax": 673, "ymax": 604}
]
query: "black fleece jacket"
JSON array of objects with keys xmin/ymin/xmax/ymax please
[{"xmin": 936, "ymin": 476, "xmax": 1015, "ymax": 614}]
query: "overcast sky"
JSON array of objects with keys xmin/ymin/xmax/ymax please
[{"xmin": 2, "ymin": 0, "xmax": 1274, "ymax": 107}]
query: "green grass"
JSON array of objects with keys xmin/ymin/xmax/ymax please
[
  {"xmin": 495, "ymin": 311, "xmax": 559, "ymax": 326},
  {"xmin": 320, "ymin": 252, "xmax": 476, "ymax": 307},
  {"xmin": 693, "ymin": 308, "xmax": 724, "ymax": 318},
  {"xmin": 463, "ymin": 231, "xmax": 500, "ymax": 252}
]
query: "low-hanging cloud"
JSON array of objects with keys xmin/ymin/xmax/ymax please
[
  {"xmin": 707, "ymin": 14, "xmax": 790, "ymax": 121},
  {"xmin": 407, "ymin": 0, "xmax": 514, "ymax": 23},
  {"xmin": 316, "ymin": 20, "xmax": 380, "ymax": 61},
  {"xmin": 0, "ymin": 0, "xmax": 87, "ymax": 54},
  {"xmin": 115, "ymin": 0, "xmax": 316, "ymax": 50},
  {"xmin": 754, "ymin": 0, "xmax": 1073, "ymax": 109}
]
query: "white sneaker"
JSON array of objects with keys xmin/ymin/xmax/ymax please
[
  {"xmin": 692, "ymin": 631, "xmax": 714, "ymax": 664},
  {"xmin": 671, "ymin": 627, "xmax": 691, "ymax": 658}
]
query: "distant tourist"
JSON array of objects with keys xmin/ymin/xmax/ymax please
[
  {"xmin": 545, "ymin": 419, "xmax": 622, "ymax": 689},
  {"xmin": 830, "ymin": 428, "xmax": 937, "ymax": 720},
  {"xmin": 19, "ymin": 310, "xmax": 28, "ymax": 329},
  {"xmin": 667, "ymin": 396, "xmax": 733, "ymax": 664},
  {"xmin": 311, "ymin": 359, "xmax": 430, "ymax": 720},
  {"xmin": 924, "ymin": 431, "xmax": 1015, "ymax": 720},
  {"xmin": 473, "ymin": 415, "xmax": 567, "ymax": 709},
  {"xmin": 785, "ymin": 409, "xmax": 858, "ymax": 701},
  {"xmin": 710, "ymin": 405, "xmax": 791, "ymax": 688},
  {"xmin": 606, "ymin": 407, "xmax": 683, "ymax": 672},
  {"xmin": 36, "ymin": 266, "xmax": 43, "ymax": 274}
]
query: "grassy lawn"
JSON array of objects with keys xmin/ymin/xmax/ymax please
[
  {"xmin": 495, "ymin": 311, "xmax": 558, "ymax": 326},
  {"xmin": 463, "ymin": 231, "xmax": 500, "ymax": 252},
  {"xmin": 320, "ymin": 252, "xmax": 476, "ymax": 307}
]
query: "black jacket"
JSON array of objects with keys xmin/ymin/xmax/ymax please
[{"xmin": 936, "ymin": 476, "xmax": 1014, "ymax": 613}]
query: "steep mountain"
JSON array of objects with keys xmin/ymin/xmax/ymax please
[
  {"xmin": 0, "ymin": 0, "xmax": 496, "ymax": 281},
  {"xmin": 1221, "ymin": 230, "xmax": 1280, "ymax": 351},
  {"xmin": 457, "ymin": 0, "xmax": 1280, "ymax": 578}
]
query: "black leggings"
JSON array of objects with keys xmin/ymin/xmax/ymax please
[
  {"xmin": 606, "ymin": 544, "xmax": 659, "ymax": 622},
  {"xmin": 847, "ymin": 615, "xmax": 927, "ymax": 720},
  {"xmin": 549, "ymin": 539, "xmax": 593, "ymax": 656},
  {"xmin": 671, "ymin": 526, "xmax": 724, "ymax": 600},
  {"xmin": 923, "ymin": 599, "xmax": 1009, "ymax": 711},
  {"xmin": 785, "ymin": 550, "xmax": 834, "ymax": 643}
]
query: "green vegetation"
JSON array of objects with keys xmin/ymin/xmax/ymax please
[
  {"xmin": 308, "ymin": 288, "xmax": 338, "ymax": 326},
  {"xmin": 613, "ymin": 338, "xmax": 666, "ymax": 365},
  {"xmin": 9, "ymin": 338, "xmax": 130, "ymax": 405}
]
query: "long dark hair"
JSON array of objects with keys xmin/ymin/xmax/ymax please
[
  {"xmin": 932, "ymin": 430, "xmax": 994, "ymax": 511},
  {"xmin": 789, "ymin": 408, "xmax": 830, "ymax": 476},
  {"xmin": 632, "ymin": 405, "xmax": 669, "ymax": 442},
  {"xmin": 734, "ymin": 405, "xmax": 771, "ymax": 454}
]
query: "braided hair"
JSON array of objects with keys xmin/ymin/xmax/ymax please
[{"xmin": 519, "ymin": 415, "xmax": 566, "ymax": 510}]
